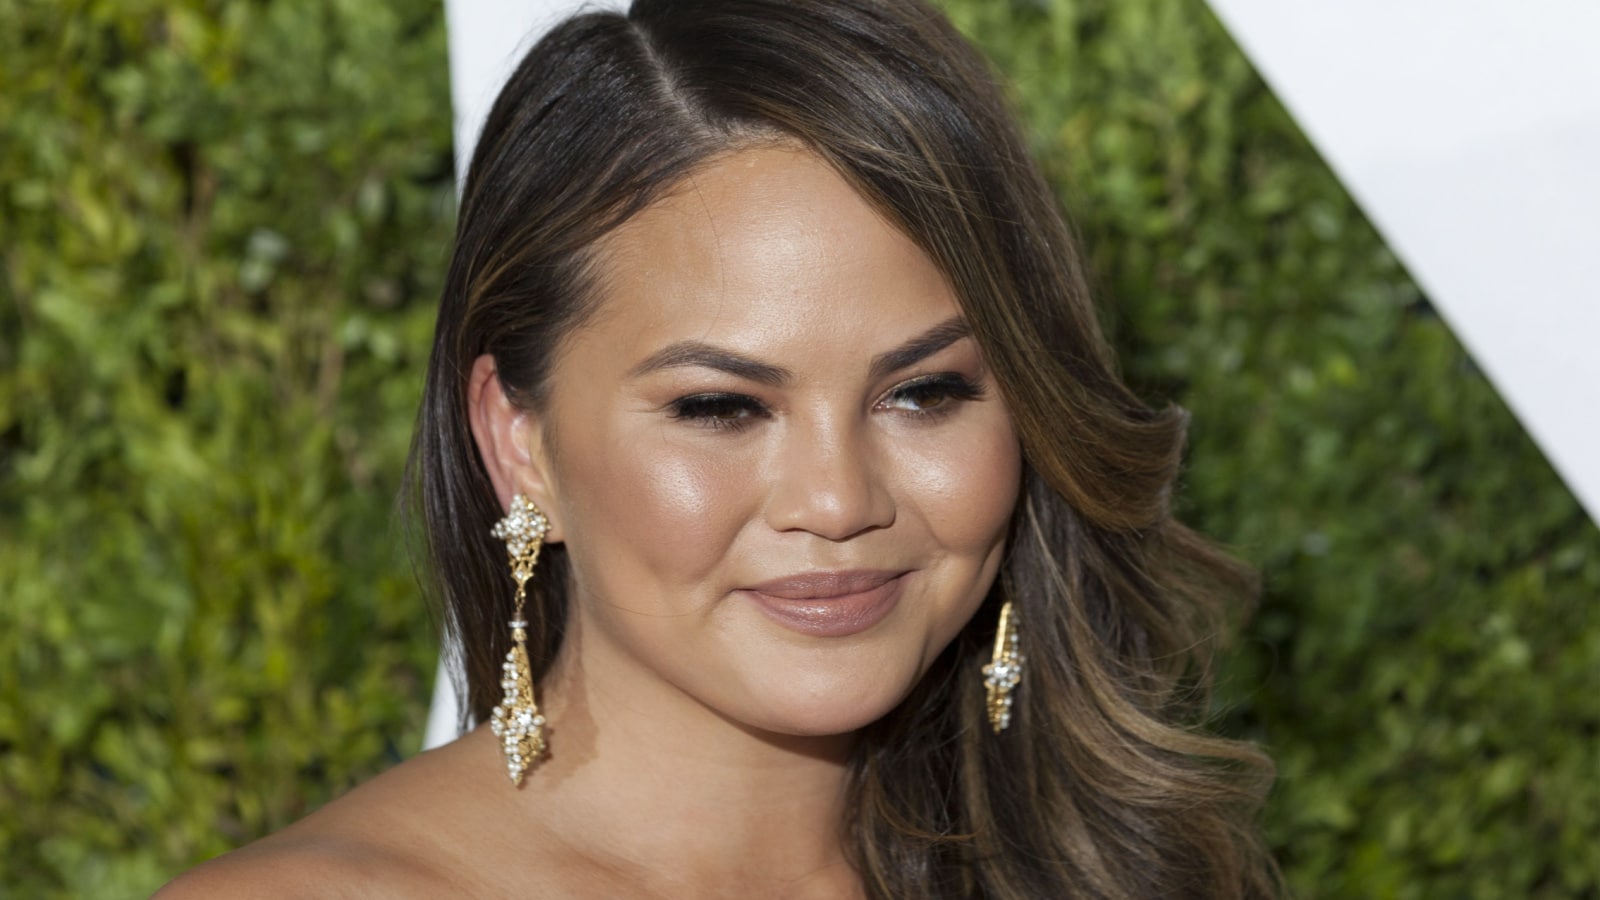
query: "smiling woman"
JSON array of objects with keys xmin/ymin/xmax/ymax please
[
  {"xmin": 476, "ymin": 145, "xmax": 1022, "ymax": 743},
  {"xmin": 159, "ymin": 0, "xmax": 1278, "ymax": 897}
]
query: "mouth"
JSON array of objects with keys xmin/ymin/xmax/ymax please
[{"xmin": 739, "ymin": 569, "xmax": 909, "ymax": 638}]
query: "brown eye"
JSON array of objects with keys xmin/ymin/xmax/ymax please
[
  {"xmin": 879, "ymin": 373, "xmax": 985, "ymax": 415},
  {"xmin": 899, "ymin": 389, "xmax": 949, "ymax": 411}
]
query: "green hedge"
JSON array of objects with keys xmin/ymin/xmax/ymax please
[
  {"xmin": 0, "ymin": 0, "xmax": 450, "ymax": 894},
  {"xmin": 2, "ymin": 1, "xmax": 1595, "ymax": 897}
]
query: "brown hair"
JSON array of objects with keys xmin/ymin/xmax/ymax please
[{"xmin": 408, "ymin": 0, "xmax": 1278, "ymax": 895}]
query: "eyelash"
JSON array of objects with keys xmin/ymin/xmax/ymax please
[{"xmin": 667, "ymin": 373, "xmax": 986, "ymax": 433}]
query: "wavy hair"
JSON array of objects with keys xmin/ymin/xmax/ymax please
[{"xmin": 407, "ymin": 0, "xmax": 1278, "ymax": 895}]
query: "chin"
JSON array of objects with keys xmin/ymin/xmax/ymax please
[
  {"xmin": 753, "ymin": 706, "xmax": 889, "ymax": 739},
  {"xmin": 732, "ymin": 661, "xmax": 919, "ymax": 738}
]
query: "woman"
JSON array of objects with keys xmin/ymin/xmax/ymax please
[{"xmin": 162, "ymin": 0, "xmax": 1277, "ymax": 896}]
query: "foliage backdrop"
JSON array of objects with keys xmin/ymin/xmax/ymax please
[{"xmin": 2, "ymin": 0, "xmax": 1595, "ymax": 896}]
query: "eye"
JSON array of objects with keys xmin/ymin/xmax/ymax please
[
  {"xmin": 877, "ymin": 373, "xmax": 985, "ymax": 417},
  {"xmin": 668, "ymin": 392, "xmax": 771, "ymax": 432}
]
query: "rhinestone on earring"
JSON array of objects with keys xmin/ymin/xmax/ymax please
[
  {"xmin": 981, "ymin": 600, "xmax": 1024, "ymax": 733},
  {"xmin": 488, "ymin": 494, "xmax": 550, "ymax": 786}
]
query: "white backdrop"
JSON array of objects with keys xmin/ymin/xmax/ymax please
[
  {"xmin": 426, "ymin": 0, "xmax": 1600, "ymax": 749},
  {"xmin": 1205, "ymin": 0, "xmax": 1600, "ymax": 525},
  {"xmin": 445, "ymin": 0, "xmax": 627, "ymax": 191}
]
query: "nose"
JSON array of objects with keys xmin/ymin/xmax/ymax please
[{"xmin": 765, "ymin": 418, "xmax": 895, "ymax": 541}]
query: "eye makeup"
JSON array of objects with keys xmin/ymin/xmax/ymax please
[
  {"xmin": 667, "ymin": 392, "xmax": 771, "ymax": 431},
  {"xmin": 666, "ymin": 371, "xmax": 986, "ymax": 433},
  {"xmin": 875, "ymin": 372, "xmax": 985, "ymax": 417}
]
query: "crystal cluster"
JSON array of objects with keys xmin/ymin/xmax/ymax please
[
  {"xmin": 489, "ymin": 638, "xmax": 546, "ymax": 786},
  {"xmin": 490, "ymin": 495, "xmax": 549, "ymax": 567},
  {"xmin": 982, "ymin": 656, "xmax": 1022, "ymax": 732}
]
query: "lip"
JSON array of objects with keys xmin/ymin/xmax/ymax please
[{"xmin": 739, "ymin": 569, "xmax": 909, "ymax": 638}]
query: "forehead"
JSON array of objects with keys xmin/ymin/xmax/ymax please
[{"xmin": 580, "ymin": 144, "xmax": 961, "ymax": 361}]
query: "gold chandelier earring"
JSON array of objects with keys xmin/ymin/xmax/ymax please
[
  {"xmin": 489, "ymin": 493, "xmax": 550, "ymax": 786},
  {"xmin": 981, "ymin": 600, "xmax": 1024, "ymax": 733}
]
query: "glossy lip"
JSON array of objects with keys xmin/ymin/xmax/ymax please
[{"xmin": 739, "ymin": 569, "xmax": 909, "ymax": 638}]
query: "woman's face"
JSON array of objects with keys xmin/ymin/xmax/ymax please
[{"xmin": 526, "ymin": 145, "xmax": 1021, "ymax": 738}]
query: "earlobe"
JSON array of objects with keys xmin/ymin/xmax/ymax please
[{"xmin": 466, "ymin": 354, "xmax": 564, "ymax": 542}]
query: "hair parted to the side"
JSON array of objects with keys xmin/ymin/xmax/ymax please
[{"xmin": 406, "ymin": 0, "xmax": 1279, "ymax": 895}]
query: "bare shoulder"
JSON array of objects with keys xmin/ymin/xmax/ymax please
[
  {"xmin": 155, "ymin": 734, "xmax": 517, "ymax": 898},
  {"xmin": 152, "ymin": 829, "xmax": 444, "ymax": 900}
]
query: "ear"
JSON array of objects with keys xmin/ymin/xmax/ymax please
[{"xmin": 467, "ymin": 354, "xmax": 566, "ymax": 543}]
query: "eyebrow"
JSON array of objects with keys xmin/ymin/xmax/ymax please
[
  {"xmin": 867, "ymin": 316, "xmax": 972, "ymax": 382},
  {"xmin": 625, "ymin": 315, "xmax": 973, "ymax": 387}
]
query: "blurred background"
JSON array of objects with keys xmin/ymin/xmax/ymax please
[{"xmin": 2, "ymin": 0, "xmax": 1596, "ymax": 896}]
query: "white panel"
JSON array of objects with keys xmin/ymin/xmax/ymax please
[
  {"xmin": 428, "ymin": 0, "xmax": 616, "ymax": 750},
  {"xmin": 445, "ymin": 0, "xmax": 627, "ymax": 189},
  {"xmin": 1204, "ymin": 0, "xmax": 1600, "ymax": 523},
  {"xmin": 421, "ymin": 657, "xmax": 461, "ymax": 750}
]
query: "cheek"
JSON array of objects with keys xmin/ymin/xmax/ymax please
[
  {"xmin": 897, "ymin": 411, "xmax": 1023, "ymax": 554},
  {"xmin": 556, "ymin": 426, "xmax": 754, "ymax": 592}
]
